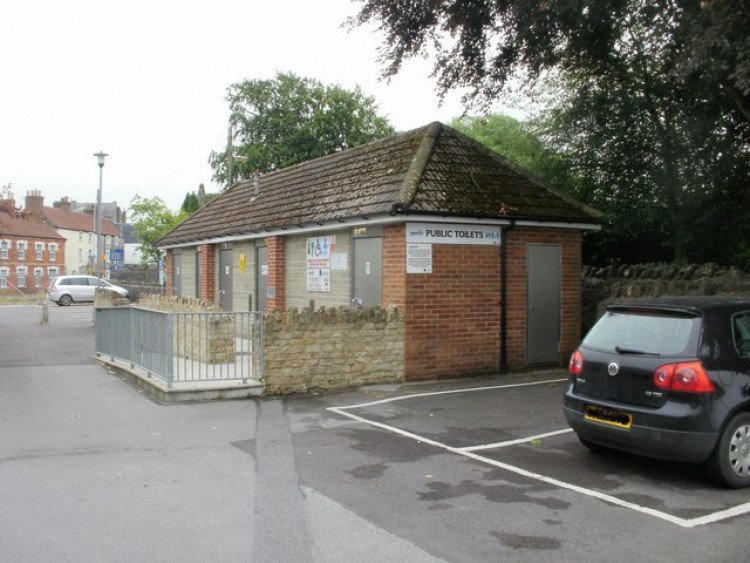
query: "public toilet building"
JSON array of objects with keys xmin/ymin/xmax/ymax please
[{"xmin": 158, "ymin": 122, "xmax": 601, "ymax": 380}]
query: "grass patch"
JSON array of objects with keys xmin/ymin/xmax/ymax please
[{"xmin": 0, "ymin": 292, "xmax": 47, "ymax": 306}]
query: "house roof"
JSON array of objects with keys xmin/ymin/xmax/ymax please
[
  {"xmin": 159, "ymin": 122, "xmax": 602, "ymax": 247},
  {"xmin": 43, "ymin": 206, "xmax": 120, "ymax": 237},
  {"xmin": 0, "ymin": 209, "xmax": 65, "ymax": 241}
]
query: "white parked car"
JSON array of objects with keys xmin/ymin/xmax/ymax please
[{"xmin": 47, "ymin": 275, "xmax": 129, "ymax": 306}]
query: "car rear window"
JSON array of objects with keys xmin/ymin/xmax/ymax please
[{"xmin": 582, "ymin": 309, "xmax": 701, "ymax": 356}]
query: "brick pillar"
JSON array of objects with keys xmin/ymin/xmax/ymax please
[
  {"xmin": 382, "ymin": 224, "xmax": 406, "ymax": 309},
  {"xmin": 266, "ymin": 236, "xmax": 286, "ymax": 311},
  {"xmin": 201, "ymin": 244, "xmax": 216, "ymax": 302},
  {"xmin": 165, "ymin": 249, "xmax": 173, "ymax": 297}
]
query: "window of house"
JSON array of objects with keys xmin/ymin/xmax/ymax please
[
  {"xmin": 35, "ymin": 242, "xmax": 44, "ymax": 260},
  {"xmin": 17, "ymin": 266, "xmax": 27, "ymax": 288},
  {"xmin": 88, "ymin": 233, "xmax": 93, "ymax": 243},
  {"xmin": 106, "ymin": 235, "xmax": 111, "ymax": 247},
  {"xmin": 114, "ymin": 236, "xmax": 119, "ymax": 246},
  {"xmin": 49, "ymin": 243, "xmax": 58, "ymax": 261},
  {"xmin": 34, "ymin": 268, "xmax": 43, "ymax": 289},
  {"xmin": 0, "ymin": 240, "xmax": 9, "ymax": 260},
  {"xmin": 48, "ymin": 267, "xmax": 59, "ymax": 279},
  {"xmin": 17, "ymin": 240, "xmax": 27, "ymax": 260},
  {"xmin": 0, "ymin": 267, "xmax": 8, "ymax": 289},
  {"xmin": 79, "ymin": 232, "xmax": 83, "ymax": 241}
]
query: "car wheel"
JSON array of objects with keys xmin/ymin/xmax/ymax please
[
  {"xmin": 706, "ymin": 412, "xmax": 750, "ymax": 488},
  {"xmin": 58, "ymin": 294, "xmax": 73, "ymax": 306}
]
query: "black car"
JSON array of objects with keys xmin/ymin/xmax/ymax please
[{"xmin": 564, "ymin": 297, "xmax": 750, "ymax": 488}]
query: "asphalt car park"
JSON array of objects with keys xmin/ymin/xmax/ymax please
[
  {"xmin": 5, "ymin": 302, "xmax": 750, "ymax": 561},
  {"xmin": 326, "ymin": 376, "xmax": 750, "ymax": 529}
]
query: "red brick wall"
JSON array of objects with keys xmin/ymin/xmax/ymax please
[
  {"xmin": 383, "ymin": 224, "xmax": 406, "ymax": 309},
  {"xmin": 165, "ymin": 250, "xmax": 173, "ymax": 297},
  {"xmin": 384, "ymin": 224, "xmax": 583, "ymax": 380},
  {"xmin": 266, "ymin": 236, "xmax": 286, "ymax": 310},
  {"xmin": 0, "ymin": 235, "xmax": 65, "ymax": 293},
  {"xmin": 200, "ymin": 244, "xmax": 216, "ymax": 301},
  {"xmin": 504, "ymin": 227, "xmax": 583, "ymax": 367}
]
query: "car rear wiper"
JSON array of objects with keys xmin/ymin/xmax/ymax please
[{"xmin": 615, "ymin": 346, "xmax": 661, "ymax": 356}]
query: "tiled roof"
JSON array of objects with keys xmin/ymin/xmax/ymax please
[
  {"xmin": 0, "ymin": 210, "xmax": 65, "ymax": 240},
  {"xmin": 159, "ymin": 122, "xmax": 602, "ymax": 247},
  {"xmin": 43, "ymin": 206, "xmax": 120, "ymax": 237}
]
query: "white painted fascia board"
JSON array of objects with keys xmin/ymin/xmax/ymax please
[{"xmin": 158, "ymin": 214, "xmax": 600, "ymax": 250}]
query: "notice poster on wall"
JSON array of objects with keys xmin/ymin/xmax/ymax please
[
  {"xmin": 306, "ymin": 268, "xmax": 331, "ymax": 292},
  {"xmin": 407, "ymin": 243, "xmax": 432, "ymax": 274},
  {"xmin": 307, "ymin": 236, "xmax": 335, "ymax": 292}
]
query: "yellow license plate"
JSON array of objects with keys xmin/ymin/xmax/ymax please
[{"xmin": 584, "ymin": 405, "xmax": 633, "ymax": 429}]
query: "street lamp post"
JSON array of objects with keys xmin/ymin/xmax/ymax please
[{"xmin": 93, "ymin": 151, "xmax": 108, "ymax": 278}]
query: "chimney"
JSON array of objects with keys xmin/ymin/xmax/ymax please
[
  {"xmin": 54, "ymin": 197, "xmax": 72, "ymax": 213},
  {"xmin": 25, "ymin": 190, "xmax": 44, "ymax": 217}
]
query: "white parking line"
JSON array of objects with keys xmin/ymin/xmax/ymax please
[
  {"xmin": 327, "ymin": 380, "xmax": 750, "ymax": 529},
  {"xmin": 459, "ymin": 428, "xmax": 574, "ymax": 452}
]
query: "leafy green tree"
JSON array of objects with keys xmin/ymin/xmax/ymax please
[
  {"xmin": 129, "ymin": 195, "xmax": 185, "ymax": 267},
  {"xmin": 350, "ymin": 0, "xmax": 750, "ymax": 122},
  {"xmin": 181, "ymin": 192, "xmax": 200, "ymax": 214},
  {"xmin": 532, "ymin": 7, "xmax": 750, "ymax": 265},
  {"xmin": 451, "ymin": 114, "xmax": 576, "ymax": 189},
  {"xmin": 209, "ymin": 72, "xmax": 395, "ymax": 186}
]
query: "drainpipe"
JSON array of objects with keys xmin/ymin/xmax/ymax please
[{"xmin": 500, "ymin": 220, "xmax": 516, "ymax": 374}]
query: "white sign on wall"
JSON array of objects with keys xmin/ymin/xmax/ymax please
[
  {"xmin": 406, "ymin": 222, "xmax": 501, "ymax": 245},
  {"xmin": 407, "ymin": 244, "xmax": 432, "ymax": 274},
  {"xmin": 306, "ymin": 268, "xmax": 331, "ymax": 292}
]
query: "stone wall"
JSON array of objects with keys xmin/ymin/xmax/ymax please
[
  {"xmin": 582, "ymin": 263, "xmax": 750, "ymax": 334},
  {"xmin": 130, "ymin": 294, "xmax": 235, "ymax": 364},
  {"xmin": 263, "ymin": 305, "xmax": 404, "ymax": 395}
]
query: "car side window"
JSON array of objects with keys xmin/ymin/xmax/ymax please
[{"xmin": 732, "ymin": 312, "xmax": 750, "ymax": 358}]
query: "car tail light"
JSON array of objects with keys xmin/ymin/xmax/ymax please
[
  {"xmin": 569, "ymin": 350, "xmax": 584, "ymax": 375},
  {"xmin": 653, "ymin": 361, "xmax": 715, "ymax": 393}
]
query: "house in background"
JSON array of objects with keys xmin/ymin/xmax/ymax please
[
  {"xmin": 159, "ymin": 122, "xmax": 602, "ymax": 378},
  {"xmin": 25, "ymin": 191, "xmax": 121, "ymax": 275},
  {"xmin": 0, "ymin": 195, "xmax": 65, "ymax": 293}
]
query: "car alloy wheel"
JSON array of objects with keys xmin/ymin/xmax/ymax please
[
  {"xmin": 728, "ymin": 423, "xmax": 750, "ymax": 478},
  {"xmin": 58, "ymin": 294, "xmax": 72, "ymax": 306},
  {"xmin": 707, "ymin": 412, "xmax": 750, "ymax": 488}
]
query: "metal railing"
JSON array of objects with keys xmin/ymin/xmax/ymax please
[{"xmin": 95, "ymin": 306, "xmax": 263, "ymax": 387}]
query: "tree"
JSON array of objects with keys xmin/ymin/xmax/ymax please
[
  {"xmin": 531, "ymin": 6, "xmax": 750, "ymax": 265},
  {"xmin": 451, "ymin": 114, "xmax": 576, "ymax": 189},
  {"xmin": 129, "ymin": 195, "xmax": 185, "ymax": 267},
  {"xmin": 351, "ymin": 0, "xmax": 750, "ymax": 121},
  {"xmin": 209, "ymin": 72, "xmax": 395, "ymax": 186},
  {"xmin": 181, "ymin": 191, "xmax": 200, "ymax": 214}
]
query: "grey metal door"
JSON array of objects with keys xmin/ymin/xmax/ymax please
[
  {"xmin": 353, "ymin": 237, "xmax": 382, "ymax": 306},
  {"xmin": 526, "ymin": 244, "xmax": 561, "ymax": 364},
  {"xmin": 173, "ymin": 252, "xmax": 182, "ymax": 297},
  {"xmin": 256, "ymin": 246, "xmax": 268, "ymax": 312},
  {"xmin": 219, "ymin": 248, "xmax": 233, "ymax": 311}
]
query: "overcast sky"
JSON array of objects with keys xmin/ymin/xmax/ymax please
[{"xmin": 1, "ymin": 0, "xmax": 514, "ymax": 213}]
